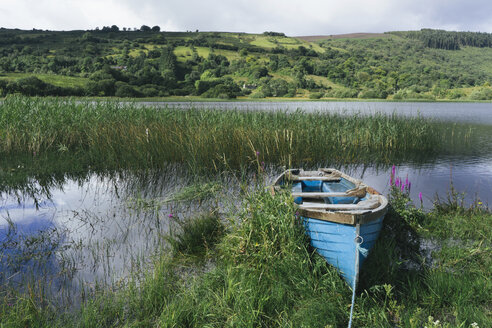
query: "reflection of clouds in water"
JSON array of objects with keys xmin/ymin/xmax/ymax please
[
  {"xmin": 0, "ymin": 171, "xmax": 183, "ymax": 304},
  {"xmin": 0, "ymin": 199, "xmax": 55, "ymax": 213},
  {"xmin": 0, "ymin": 211, "xmax": 64, "ymax": 288},
  {"xmin": 1, "ymin": 158, "xmax": 492, "ymax": 304},
  {"xmin": 343, "ymin": 159, "xmax": 492, "ymax": 209},
  {"xmin": 0, "ymin": 211, "xmax": 54, "ymax": 234}
]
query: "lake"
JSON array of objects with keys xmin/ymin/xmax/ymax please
[
  {"xmin": 1, "ymin": 101, "xmax": 491, "ymax": 305},
  {"xmin": 144, "ymin": 100, "xmax": 492, "ymax": 124}
]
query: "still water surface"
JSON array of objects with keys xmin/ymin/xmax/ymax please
[
  {"xmin": 146, "ymin": 100, "xmax": 492, "ymax": 124},
  {"xmin": 1, "ymin": 101, "xmax": 491, "ymax": 305}
]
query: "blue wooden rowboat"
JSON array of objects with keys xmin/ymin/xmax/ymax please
[{"xmin": 273, "ymin": 168, "xmax": 388, "ymax": 288}]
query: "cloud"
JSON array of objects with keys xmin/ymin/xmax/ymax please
[{"xmin": 0, "ymin": 0, "xmax": 491, "ymax": 34}]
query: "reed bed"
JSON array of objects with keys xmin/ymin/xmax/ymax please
[{"xmin": 0, "ymin": 96, "xmax": 475, "ymax": 172}]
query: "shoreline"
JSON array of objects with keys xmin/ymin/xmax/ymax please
[{"xmin": 2, "ymin": 95, "xmax": 492, "ymax": 103}]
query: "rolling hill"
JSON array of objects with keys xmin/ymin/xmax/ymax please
[{"xmin": 1, "ymin": 27, "xmax": 492, "ymax": 100}]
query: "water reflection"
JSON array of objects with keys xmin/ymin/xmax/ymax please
[
  {"xmin": 340, "ymin": 159, "xmax": 492, "ymax": 209},
  {"xmin": 1, "ymin": 157, "xmax": 492, "ymax": 306},
  {"xmin": 0, "ymin": 168, "xmax": 221, "ymax": 306},
  {"xmin": 142, "ymin": 101, "xmax": 492, "ymax": 124},
  {"xmin": 0, "ymin": 211, "xmax": 62, "ymax": 286}
]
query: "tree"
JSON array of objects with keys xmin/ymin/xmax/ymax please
[
  {"xmin": 147, "ymin": 49, "xmax": 161, "ymax": 59},
  {"xmin": 140, "ymin": 25, "xmax": 151, "ymax": 32},
  {"xmin": 160, "ymin": 46, "xmax": 177, "ymax": 76},
  {"xmin": 115, "ymin": 82, "xmax": 140, "ymax": 97},
  {"xmin": 267, "ymin": 78, "xmax": 289, "ymax": 97},
  {"xmin": 151, "ymin": 26, "xmax": 161, "ymax": 32},
  {"xmin": 87, "ymin": 78, "xmax": 116, "ymax": 96},
  {"xmin": 14, "ymin": 76, "xmax": 48, "ymax": 96}
]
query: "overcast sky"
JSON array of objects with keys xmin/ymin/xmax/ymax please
[{"xmin": 1, "ymin": 0, "xmax": 492, "ymax": 36}]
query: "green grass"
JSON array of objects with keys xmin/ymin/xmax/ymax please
[
  {"xmin": 166, "ymin": 211, "xmax": 225, "ymax": 258},
  {"xmin": 0, "ymin": 96, "xmax": 479, "ymax": 175},
  {"xmin": 251, "ymin": 35, "xmax": 302, "ymax": 49},
  {"xmin": 1, "ymin": 187, "xmax": 489, "ymax": 327},
  {"xmin": 171, "ymin": 34, "xmax": 323, "ymax": 62},
  {"xmin": 0, "ymin": 73, "xmax": 89, "ymax": 88},
  {"xmin": 173, "ymin": 46, "xmax": 241, "ymax": 62}
]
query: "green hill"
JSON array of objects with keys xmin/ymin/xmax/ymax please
[{"xmin": 1, "ymin": 27, "xmax": 492, "ymax": 100}]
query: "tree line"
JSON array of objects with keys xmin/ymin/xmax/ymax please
[{"xmin": 395, "ymin": 29, "xmax": 492, "ymax": 50}]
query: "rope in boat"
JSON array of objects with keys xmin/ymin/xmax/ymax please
[{"xmin": 348, "ymin": 233, "xmax": 368, "ymax": 328}]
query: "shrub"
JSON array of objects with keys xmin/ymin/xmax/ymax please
[
  {"xmin": 469, "ymin": 87, "xmax": 492, "ymax": 100},
  {"xmin": 309, "ymin": 92, "xmax": 323, "ymax": 99}
]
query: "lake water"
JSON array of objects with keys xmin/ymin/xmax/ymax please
[
  {"xmin": 144, "ymin": 100, "xmax": 492, "ymax": 124},
  {"xmin": 0, "ymin": 169, "xmax": 222, "ymax": 306},
  {"xmin": 1, "ymin": 101, "xmax": 491, "ymax": 305}
]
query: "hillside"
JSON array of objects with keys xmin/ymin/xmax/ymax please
[
  {"xmin": 1, "ymin": 27, "xmax": 492, "ymax": 100},
  {"xmin": 296, "ymin": 33, "xmax": 389, "ymax": 41}
]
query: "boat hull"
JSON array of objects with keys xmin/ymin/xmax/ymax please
[
  {"xmin": 272, "ymin": 168, "xmax": 388, "ymax": 287},
  {"xmin": 301, "ymin": 215, "xmax": 384, "ymax": 287}
]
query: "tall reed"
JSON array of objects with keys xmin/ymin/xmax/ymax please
[{"xmin": 0, "ymin": 96, "xmax": 477, "ymax": 173}]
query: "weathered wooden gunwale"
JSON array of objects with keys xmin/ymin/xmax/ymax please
[{"xmin": 272, "ymin": 168, "xmax": 388, "ymax": 226}]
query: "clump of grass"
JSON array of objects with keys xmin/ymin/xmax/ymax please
[
  {"xmin": 166, "ymin": 212, "xmax": 225, "ymax": 258},
  {"xmin": 0, "ymin": 282, "xmax": 57, "ymax": 328},
  {"xmin": 166, "ymin": 182, "xmax": 222, "ymax": 204},
  {"xmin": 426, "ymin": 195, "xmax": 492, "ymax": 241}
]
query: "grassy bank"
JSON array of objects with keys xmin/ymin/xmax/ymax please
[
  {"xmin": 1, "ymin": 186, "xmax": 490, "ymax": 327},
  {"xmin": 0, "ymin": 96, "xmax": 477, "ymax": 174}
]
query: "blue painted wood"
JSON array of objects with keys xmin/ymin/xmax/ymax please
[
  {"xmin": 301, "ymin": 216, "xmax": 384, "ymax": 286},
  {"xmin": 285, "ymin": 173, "xmax": 386, "ymax": 286},
  {"xmin": 322, "ymin": 178, "xmax": 358, "ymax": 204}
]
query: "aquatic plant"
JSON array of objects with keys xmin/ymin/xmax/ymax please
[
  {"xmin": 166, "ymin": 211, "xmax": 225, "ymax": 258},
  {"xmin": 0, "ymin": 96, "xmax": 478, "ymax": 175}
]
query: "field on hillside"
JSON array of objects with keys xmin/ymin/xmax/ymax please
[
  {"xmin": 1, "ymin": 28, "xmax": 492, "ymax": 100},
  {"xmin": 0, "ymin": 72, "xmax": 88, "ymax": 88},
  {"xmin": 296, "ymin": 32, "xmax": 391, "ymax": 41}
]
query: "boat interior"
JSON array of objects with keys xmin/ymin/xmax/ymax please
[{"xmin": 278, "ymin": 169, "xmax": 381, "ymax": 211}]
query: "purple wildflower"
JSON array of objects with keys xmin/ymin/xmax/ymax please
[
  {"xmin": 168, "ymin": 213, "xmax": 173, "ymax": 218},
  {"xmin": 405, "ymin": 176, "xmax": 409, "ymax": 187},
  {"xmin": 395, "ymin": 177, "xmax": 400, "ymax": 187},
  {"xmin": 255, "ymin": 151, "xmax": 260, "ymax": 156},
  {"xmin": 419, "ymin": 192, "xmax": 423, "ymax": 202},
  {"xmin": 392, "ymin": 165, "xmax": 396, "ymax": 176},
  {"xmin": 408, "ymin": 182, "xmax": 411, "ymax": 192},
  {"xmin": 401, "ymin": 183, "xmax": 405, "ymax": 192}
]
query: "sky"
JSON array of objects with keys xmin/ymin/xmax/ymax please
[{"xmin": 1, "ymin": 0, "xmax": 492, "ymax": 36}]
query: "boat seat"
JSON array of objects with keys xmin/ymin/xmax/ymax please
[
  {"xmin": 299, "ymin": 196, "xmax": 380, "ymax": 211},
  {"xmin": 290, "ymin": 176, "xmax": 342, "ymax": 182},
  {"xmin": 291, "ymin": 186, "xmax": 367, "ymax": 199}
]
